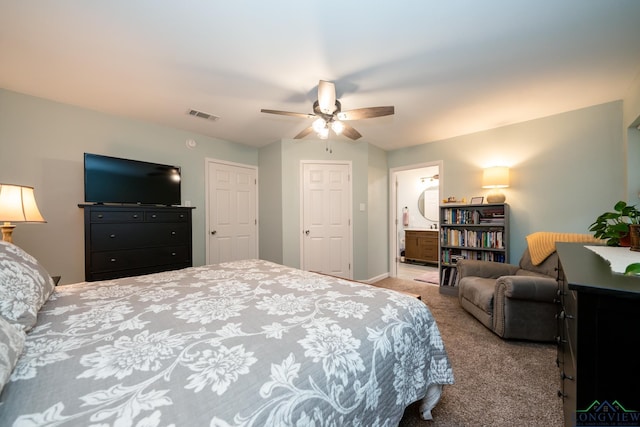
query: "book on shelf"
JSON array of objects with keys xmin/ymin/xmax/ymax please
[
  {"xmin": 448, "ymin": 267, "xmax": 457, "ymax": 286},
  {"xmin": 440, "ymin": 265, "xmax": 458, "ymax": 287},
  {"xmin": 441, "ymin": 229, "xmax": 504, "ymax": 249},
  {"xmin": 441, "ymin": 205, "xmax": 506, "ymax": 225},
  {"xmin": 442, "ymin": 248, "xmax": 506, "ymax": 263}
]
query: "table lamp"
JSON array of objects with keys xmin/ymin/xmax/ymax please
[
  {"xmin": 0, "ymin": 183, "xmax": 46, "ymax": 243},
  {"xmin": 482, "ymin": 166, "xmax": 510, "ymax": 203}
]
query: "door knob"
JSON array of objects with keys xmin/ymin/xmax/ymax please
[
  {"xmin": 211, "ymin": 230, "xmax": 217, "ymax": 235},
  {"xmin": 305, "ymin": 230, "xmax": 310, "ymax": 235}
]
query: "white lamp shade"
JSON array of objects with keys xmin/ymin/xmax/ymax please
[
  {"xmin": 482, "ymin": 166, "xmax": 510, "ymax": 189},
  {"xmin": 0, "ymin": 184, "xmax": 46, "ymax": 223}
]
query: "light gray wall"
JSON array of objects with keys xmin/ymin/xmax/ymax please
[
  {"xmin": 388, "ymin": 101, "xmax": 626, "ymax": 261},
  {"xmin": 628, "ymin": 128, "xmax": 640, "ymax": 203},
  {"xmin": 257, "ymin": 140, "xmax": 283, "ymax": 263},
  {"xmin": 367, "ymin": 144, "xmax": 388, "ymax": 280},
  {"xmin": 624, "ymin": 71, "xmax": 640, "ymax": 203},
  {"xmin": 0, "ymin": 89, "xmax": 258, "ymax": 284},
  {"xmin": 624, "ymin": 71, "xmax": 640, "ymax": 129}
]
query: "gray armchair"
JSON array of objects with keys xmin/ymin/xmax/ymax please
[{"xmin": 456, "ymin": 248, "xmax": 558, "ymax": 342}]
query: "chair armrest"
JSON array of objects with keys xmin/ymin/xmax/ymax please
[
  {"xmin": 496, "ymin": 275, "xmax": 558, "ymax": 301},
  {"xmin": 456, "ymin": 259, "xmax": 520, "ymax": 279}
]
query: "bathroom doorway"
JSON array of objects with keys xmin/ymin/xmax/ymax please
[{"xmin": 389, "ymin": 161, "xmax": 442, "ymax": 279}]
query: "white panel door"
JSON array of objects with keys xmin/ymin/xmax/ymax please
[
  {"xmin": 207, "ymin": 160, "xmax": 257, "ymax": 264},
  {"xmin": 301, "ymin": 162, "xmax": 351, "ymax": 279}
]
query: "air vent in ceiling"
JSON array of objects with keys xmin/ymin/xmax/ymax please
[{"xmin": 187, "ymin": 109, "xmax": 219, "ymax": 121}]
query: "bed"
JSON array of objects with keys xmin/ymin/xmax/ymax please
[{"xmin": 0, "ymin": 241, "xmax": 454, "ymax": 426}]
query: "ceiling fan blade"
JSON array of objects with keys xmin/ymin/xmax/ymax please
[
  {"xmin": 261, "ymin": 109, "xmax": 314, "ymax": 119},
  {"xmin": 341, "ymin": 123, "xmax": 362, "ymax": 140},
  {"xmin": 294, "ymin": 127, "xmax": 314, "ymax": 139},
  {"xmin": 317, "ymin": 80, "xmax": 337, "ymax": 114},
  {"xmin": 337, "ymin": 106, "xmax": 395, "ymax": 121}
]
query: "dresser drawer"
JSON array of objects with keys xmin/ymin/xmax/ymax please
[
  {"xmin": 90, "ymin": 223, "xmax": 190, "ymax": 250},
  {"xmin": 559, "ymin": 318, "xmax": 576, "ymax": 397},
  {"xmin": 421, "ymin": 233, "xmax": 438, "ymax": 243},
  {"xmin": 422, "ymin": 246, "xmax": 438, "ymax": 259},
  {"xmin": 145, "ymin": 211, "xmax": 189, "ymax": 222},
  {"xmin": 91, "ymin": 210, "xmax": 144, "ymax": 222},
  {"xmin": 91, "ymin": 246, "xmax": 190, "ymax": 272}
]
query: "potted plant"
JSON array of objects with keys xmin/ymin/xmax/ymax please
[{"xmin": 589, "ymin": 200, "xmax": 640, "ymax": 247}]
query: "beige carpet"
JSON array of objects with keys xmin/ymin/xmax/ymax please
[{"xmin": 371, "ymin": 277, "xmax": 563, "ymax": 427}]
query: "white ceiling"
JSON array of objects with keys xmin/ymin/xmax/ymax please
[{"xmin": 2, "ymin": 1, "xmax": 640, "ymax": 151}]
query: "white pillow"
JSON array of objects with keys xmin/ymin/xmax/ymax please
[
  {"xmin": 0, "ymin": 316, "xmax": 25, "ymax": 393},
  {"xmin": 0, "ymin": 241, "xmax": 55, "ymax": 332}
]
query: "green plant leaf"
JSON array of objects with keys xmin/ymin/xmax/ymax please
[
  {"xmin": 614, "ymin": 200, "xmax": 628, "ymax": 212},
  {"xmin": 624, "ymin": 263, "xmax": 640, "ymax": 276}
]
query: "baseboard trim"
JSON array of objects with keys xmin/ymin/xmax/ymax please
[{"xmin": 361, "ymin": 272, "xmax": 389, "ymax": 284}]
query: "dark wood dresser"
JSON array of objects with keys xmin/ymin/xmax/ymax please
[
  {"xmin": 79, "ymin": 204, "xmax": 194, "ymax": 281},
  {"xmin": 556, "ymin": 243, "xmax": 640, "ymax": 427}
]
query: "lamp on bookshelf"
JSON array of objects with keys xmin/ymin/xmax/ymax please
[
  {"xmin": 0, "ymin": 183, "xmax": 46, "ymax": 243},
  {"xmin": 482, "ymin": 166, "xmax": 509, "ymax": 203}
]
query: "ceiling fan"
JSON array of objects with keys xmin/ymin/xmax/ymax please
[{"xmin": 261, "ymin": 80, "xmax": 394, "ymax": 141}]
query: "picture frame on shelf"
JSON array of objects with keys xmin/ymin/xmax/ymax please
[{"xmin": 470, "ymin": 196, "xmax": 484, "ymax": 204}]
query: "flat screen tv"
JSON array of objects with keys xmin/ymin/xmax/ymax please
[{"xmin": 84, "ymin": 153, "xmax": 181, "ymax": 205}]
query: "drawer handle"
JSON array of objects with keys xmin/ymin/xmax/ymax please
[
  {"xmin": 171, "ymin": 231, "xmax": 176, "ymax": 235},
  {"xmin": 109, "ymin": 234, "xmax": 116, "ymax": 238},
  {"xmin": 179, "ymin": 214, "xmax": 184, "ymax": 218},
  {"xmin": 556, "ymin": 311, "xmax": 574, "ymax": 320},
  {"xmin": 98, "ymin": 214, "xmax": 104, "ymax": 219},
  {"xmin": 110, "ymin": 258, "xmax": 117, "ymax": 262},
  {"xmin": 151, "ymin": 214, "xmax": 157, "ymax": 218},
  {"xmin": 561, "ymin": 371, "xmax": 574, "ymax": 381},
  {"xmin": 132, "ymin": 214, "xmax": 139, "ymax": 219},
  {"xmin": 171, "ymin": 252, "xmax": 176, "ymax": 256}
]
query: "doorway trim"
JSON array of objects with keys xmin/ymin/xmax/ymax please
[
  {"xmin": 389, "ymin": 160, "xmax": 443, "ymax": 278},
  {"xmin": 205, "ymin": 157, "xmax": 259, "ymax": 264}
]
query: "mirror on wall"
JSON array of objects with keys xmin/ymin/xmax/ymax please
[{"xmin": 418, "ymin": 188, "xmax": 439, "ymax": 222}]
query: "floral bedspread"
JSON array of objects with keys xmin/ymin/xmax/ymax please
[{"xmin": 0, "ymin": 260, "xmax": 453, "ymax": 426}]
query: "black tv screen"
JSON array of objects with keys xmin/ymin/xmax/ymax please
[{"xmin": 84, "ymin": 153, "xmax": 181, "ymax": 205}]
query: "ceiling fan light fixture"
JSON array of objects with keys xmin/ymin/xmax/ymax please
[
  {"xmin": 312, "ymin": 118, "xmax": 326, "ymax": 133},
  {"xmin": 331, "ymin": 120, "xmax": 344, "ymax": 135},
  {"xmin": 261, "ymin": 79, "xmax": 395, "ymax": 142},
  {"xmin": 318, "ymin": 127, "xmax": 329, "ymax": 139}
]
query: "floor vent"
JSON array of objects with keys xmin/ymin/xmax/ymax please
[{"xmin": 187, "ymin": 109, "xmax": 219, "ymax": 121}]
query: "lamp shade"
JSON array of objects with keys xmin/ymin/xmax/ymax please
[
  {"xmin": 482, "ymin": 166, "xmax": 510, "ymax": 189},
  {"xmin": 0, "ymin": 184, "xmax": 46, "ymax": 223}
]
